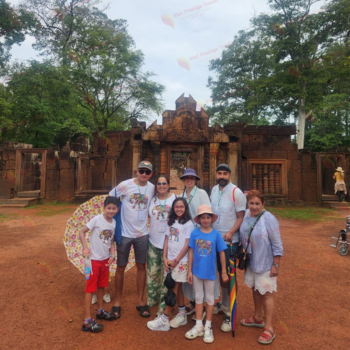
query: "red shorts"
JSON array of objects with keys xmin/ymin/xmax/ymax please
[{"xmin": 85, "ymin": 259, "xmax": 109, "ymax": 293}]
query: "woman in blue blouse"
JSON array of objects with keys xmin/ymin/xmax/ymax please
[{"xmin": 239, "ymin": 190, "xmax": 283, "ymax": 345}]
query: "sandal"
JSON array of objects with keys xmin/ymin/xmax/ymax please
[
  {"xmin": 96, "ymin": 308, "xmax": 116, "ymax": 321},
  {"xmin": 185, "ymin": 300, "xmax": 196, "ymax": 316},
  {"xmin": 240, "ymin": 315, "xmax": 265, "ymax": 328},
  {"xmin": 107, "ymin": 306, "xmax": 121, "ymax": 319},
  {"xmin": 136, "ymin": 304, "xmax": 151, "ymax": 318},
  {"xmin": 258, "ymin": 328, "xmax": 275, "ymax": 345}
]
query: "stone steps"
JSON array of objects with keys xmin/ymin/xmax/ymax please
[
  {"xmin": 0, "ymin": 198, "xmax": 39, "ymax": 207},
  {"xmin": 17, "ymin": 190, "xmax": 40, "ymax": 198},
  {"xmin": 323, "ymin": 201, "xmax": 350, "ymax": 210},
  {"xmin": 322, "ymin": 194, "xmax": 339, "ymax": 201}
]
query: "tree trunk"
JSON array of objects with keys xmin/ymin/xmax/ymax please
[
  {"xmin": 93, "ymin": 109, "xmax": 100, "ymax": 133},
  {"xmin": 296, "ymin": 97, "xmax": 306, "ymax": 149}
]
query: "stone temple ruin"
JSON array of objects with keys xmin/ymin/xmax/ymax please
[{"xmin": 0, "ymin": 94, "xmax": 349, "ymax": 207}]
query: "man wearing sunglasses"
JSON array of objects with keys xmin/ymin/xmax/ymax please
[{"xmin": 109, "ymin": 161, "xmax": 154, "ymax": 319}]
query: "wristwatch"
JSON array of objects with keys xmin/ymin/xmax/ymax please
[{"xmin": 272, "ymin": 263, "xmax": 279, "ymax": 269}]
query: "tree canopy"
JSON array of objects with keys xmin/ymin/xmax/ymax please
[
  {"xmin": 207, "ymin": 0, "xmax": 350, "ymax": 150},
  {"xmin": 0, "ymin": 0, "xmax": 164, "ymax": 147}
]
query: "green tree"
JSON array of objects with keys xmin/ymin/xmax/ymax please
[
  {"xmin": 20, "ymin": 0, "xmax": 165, "ymax": 133},
  {"xmin": 252, "ymin": 0, "xmax": 350, "ymax": 148},
  {"xmin": 2, "ymin": 61, "xmax": 92, "ymax": 147},
  {"xmin": 208, "ymin": 0, "xmax": 350, "ymax": 149},
  {"xmin": 0, "ymin": 0, "xmax": 36, "ymax": 68},
  {"xmin": 207, "ymin": 30, "xmax": 276, "ymax": 126}
]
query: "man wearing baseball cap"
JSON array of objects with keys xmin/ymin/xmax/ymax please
[
  {"xmin": 109, "ymin": 160, "xmax": 154, "ymax": 319},
  {"xmin": 210, "ymin": 163, "xmax": 246, "ymax": 332}
]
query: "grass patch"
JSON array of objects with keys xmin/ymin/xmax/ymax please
[
  {"xmin": 34, "ymin": 207, "xmax": 73, "ymax": 216},
  {"xmin": 19, "ymin": 202, "xmax": 76, "ymax": 216},
  {"xmin": 267, "ymin": 207, "xmax": 341, "ymax": 221}
]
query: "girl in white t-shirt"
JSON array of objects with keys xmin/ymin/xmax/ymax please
[{"xmin": 147, "ymin": 198, "xmax": 194, "ymax": 332}]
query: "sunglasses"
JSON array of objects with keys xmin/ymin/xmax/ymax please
[
  {"xmin": 157, "ymin": 182, "xmax": 168, "ymax": 186},
  {"xmin": 138, "ymin": 169, "xmax": 152, "ymax": 175}
]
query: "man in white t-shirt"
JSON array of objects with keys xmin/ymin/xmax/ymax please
[
  {"xmin": 210, "ymin": 163, "xmax": 246, "ymax": 332},
  {"xmin": 109, "ymin": 161, "xmax": 155, "ymax": 318}
]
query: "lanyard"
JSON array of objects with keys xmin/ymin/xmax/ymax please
[
  {"xmin": 137, "ymin": 180, "xmax": 148, "ymax": 203},
  {"xmin": 159, "ymin": 193, "xmax": 168, "ymax": 218},
  {"xmin": 217, "ymin": 188, "xmax": 224, "ymax": 208},
  {"xmin": 186, "ymin": 186, "xmax": 197, "ymax": 205}
]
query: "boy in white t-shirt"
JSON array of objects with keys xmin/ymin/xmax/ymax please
[{"xmin": 79, "ymin": 196, "xmax": 119, "ymax": 333}]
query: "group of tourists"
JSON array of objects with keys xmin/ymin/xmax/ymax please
[{"xmin": 79, "ymin": 160, "xmax": 283, "ymax": 345}]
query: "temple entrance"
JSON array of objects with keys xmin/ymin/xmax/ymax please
[
  {"xmin": 317, "ymin": 153, "xmax": 346, "ymax": 201},
  {"xmin": 15, "ymin": 148, "xmax": 47, "ymax": 198},
  {"xmin": 169, "ymin": 151, "xmax": 191, "ymax": 194}
]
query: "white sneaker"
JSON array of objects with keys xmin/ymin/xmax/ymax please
[
  {"xmin": 213, "ymin": 302, "xmax": 228, "ymax": 315},
  {"xmin": 221, "ymin": 315, "xmax": 231, "ymax": 332},
  {"xmin": 191, "ymin": 308, "xmax": 206, "ymax": 321},
  {"xmin": 203, "ymin": 327, "xmax": 214, "ymax": 343},
  {"xmin": 147, "ymin": 316, "xmax": 170, "ymax": 331},
  {"xmin": 91, "ymin": 294, "xmax": 97, "ymax": 304},
  {"xmin": 185, "ymin": 325, "xmax": 204, "ymax": 339},
  {"xmin": 169, "ymin": 313, "xmax": 187, "ymax": 328},
  {"xmin": 103, "ymin": 294, "xmax": 111, "ymax": 303}
]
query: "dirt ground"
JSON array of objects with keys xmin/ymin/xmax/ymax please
[{"xmin": 1, "ymin": 204, "xmax": 350, "ymax": 350}]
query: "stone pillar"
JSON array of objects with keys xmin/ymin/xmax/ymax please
[
  {"xmin": 228, "ymin": 142, "xmax": 238, "ymax": 185},
  {"xmin": 210, "ymin": 143, "xmax": 220, "ymax": 189},
  {"xmin": 132, "ymin": 140, "xmax": 142, "ymax": 177},
  {"xmin": 160, "ymin": 144, "xmax": 167, "ymax": 175},
  {"xmin": 151, "ymin": 141, "xmax": 161, "ymax": 178}
]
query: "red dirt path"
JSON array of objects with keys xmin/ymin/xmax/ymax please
[{"xmin": 0, "ymin": 205, "xmax": 349, "ymax": 350}]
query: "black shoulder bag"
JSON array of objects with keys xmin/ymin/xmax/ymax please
[{"xmin": 237, "ymin": 210, "xmax": 265, "ymax": 271}]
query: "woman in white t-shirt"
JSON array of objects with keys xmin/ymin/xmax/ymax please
[
  {"xmin": 147, "ymin": 198, "xmax": 194, "ymax": 331},
  {"xmin": 147, "ymin": 175, "xmax": 176, "ymax": 316}
]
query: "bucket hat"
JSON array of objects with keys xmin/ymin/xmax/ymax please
[
  {"xmin": 193, "ymin": 204, "xmax": 218, "ymax": 224},
  {"xmin": 336, "ymin": 167, "xmax": 344, "ymax": 172},
  {"xmin": 180, "ymin": 168, "xmax": 200, "ymax": 181}
]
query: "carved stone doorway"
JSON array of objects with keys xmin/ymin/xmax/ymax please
[
  {"xmin": 170, "ymin": 150, "xmax": 191, "ymax": 194},
  {"xmin": 317, "ymin": 153, "xmax": 346, "ymax": 201}
]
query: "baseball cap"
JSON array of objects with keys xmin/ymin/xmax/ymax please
[
  {"xmin": 216, "ymin": 164, "xmax": 231, "ymax": 173},
  {"xmin": 138, "ymin": 161, "xmax": 152, "ymax": 171}
]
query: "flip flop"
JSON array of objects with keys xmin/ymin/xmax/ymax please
[
  {"xmin": 107, "ymin": 306, "xmax": 121, "ymax": 319},
  {"xmin": 136, "ymin": 304, "xmax": 151, "ymax": 318},
  {"xmin": 240, "ymin": 316, "xmax": 265, "ymax": 328},
  {"xmin": 258, "ymin": 328, "xmax": 275, "ymax": 345}
]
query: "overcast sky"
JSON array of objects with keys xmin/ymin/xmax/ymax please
[{"xmin": 8, "ymin": 0, "xmax": 326, "ymax": 124}]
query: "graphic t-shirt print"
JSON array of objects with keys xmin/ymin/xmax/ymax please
[
  {"xmin": 169, "ymin": 227, "xmax": 180, "ymax": 242},
  {"xmin": 151, "ymin": 204, "xmax": 171, "ymax": 220},
  {"xmin": 100, "ymin": 229, "xmax": 113, "ymax": 244},
  {"xmin": 130, "ymin": 193, "xmax": 149, "ymax": 209},
  {"xmin": 195, "ymin": 239, "xmax": 212, "ymax": 255}
]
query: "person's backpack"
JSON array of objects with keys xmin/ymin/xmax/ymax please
[{"xmin": 113, "ymin": 188, "xmax": 122, "ymax": 245}]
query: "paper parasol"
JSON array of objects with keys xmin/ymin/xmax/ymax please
[{"xmin": 63, "ymin": 195, "xmax": 135, "ymax": 277}]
